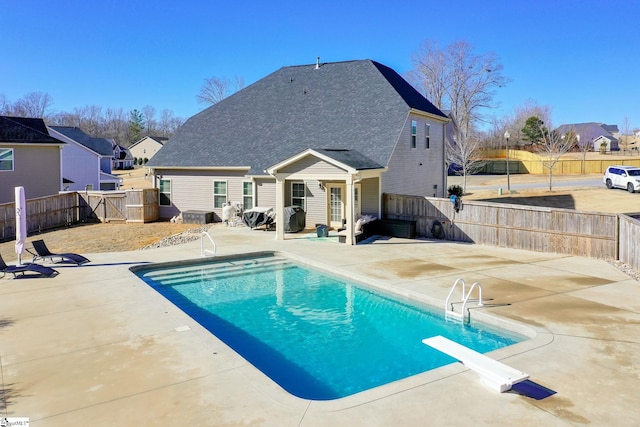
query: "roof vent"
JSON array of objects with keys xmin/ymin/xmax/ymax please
[{"xmin": 315, "ymin": 56, "xmax": 320, "ymax": 70}]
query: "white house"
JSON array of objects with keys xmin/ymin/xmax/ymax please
[{"xmin": 49, "ymin": 126, "xmax": 121, "ymax": 191}]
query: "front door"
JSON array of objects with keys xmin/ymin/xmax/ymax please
[{"xmin": 327, "ymin": 184, "xmax": 345, "ymax": 228}]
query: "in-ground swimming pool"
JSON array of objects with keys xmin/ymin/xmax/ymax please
[{"xmin": 133, "ymin": 253, "xmax": 526, "ymax": 400}]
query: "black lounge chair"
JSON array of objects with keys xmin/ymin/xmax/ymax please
[
  {"xmin": 27, "ymin": 239, "xmax": 90, "ymax": 266},
  {"xmin": 0, "ymin": 254, "xmax": 58, "ymax": 278}
]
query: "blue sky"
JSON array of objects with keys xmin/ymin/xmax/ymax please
[{"xmin": 2, "ymin": 0, "xmax": 639, "ymax": 130}]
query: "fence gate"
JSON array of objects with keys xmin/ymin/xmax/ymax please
[{"xmin": 85, "ymin": 192, "xmax": 127, "ymax": 222}]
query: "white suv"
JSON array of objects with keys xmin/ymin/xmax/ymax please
[{"xmin": 603, "ymin": 165, "xmax": 640, "ymax": 193}]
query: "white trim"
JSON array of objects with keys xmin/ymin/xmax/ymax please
[
  {"xmin": 0, "ymin": 147, "xmax": 15, "ymax": 172},
  {"xmin": 149, "ymin": 166, "xmax": 250, "ymax": 171},
  {"xmin": 159, "ymin": 178, "xmax": 172, "ymax": 206},
  {"xmin": 242, "ymin": 180, "xmax": 254, "ymax": 210},
  {"xmin": 267, "ymin": 148, "xmax": 363, "ymax": 175},
  {"xmin": 290, "ymin": 181, "xmax": 306, "ymax": 210},
  {"xmin": 409, "ymin": 108, "xmax": 451, "ymax": 123},
  {"xmin": 213, "ymin": 179, "xmax": 228, "ymax": 208}
]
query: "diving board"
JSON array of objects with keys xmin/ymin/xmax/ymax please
[{"xmin": 422, "ymin": 335, "xmax": 529, "ymax": 392}]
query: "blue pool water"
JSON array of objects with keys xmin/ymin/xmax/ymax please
[{"xmin": 134, "ymin": 254, "xmax": 525, "ymax": 400}]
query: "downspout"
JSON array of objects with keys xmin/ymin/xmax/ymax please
[
  {"xmin": 442, "ymin": 122, "xmax": 447, "ymax": 197},
  {"xmin": 59, "ymin": 145, "xmax": 64, "ymax": 192}
]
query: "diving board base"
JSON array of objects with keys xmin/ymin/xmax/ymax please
[{"xmin": 423, "ymin": 335, "xmax": 529, "ymax": 393}]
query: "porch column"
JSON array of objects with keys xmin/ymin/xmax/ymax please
[
  {"xmin": 345, "ymin": 176, "xmax": 355, "ymax": 245},
  {"xmin": 274, "ymin": 174, "xmax": 285, "ymax": 241}
]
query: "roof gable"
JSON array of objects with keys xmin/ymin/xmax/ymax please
[
  {"xmin": 268, "ymin": 148, "xmax": 385, "ymax": 175},
  {"xmin": 148, "ymin": 59, "xmax": 447, "ymax": 174},
  {"xmin": 0, "ymin": 116, "xmax": 64, "ymax": 144},
  {"xmin": 49, "ymin": 126, "xmax": 113, "ymax": 155},
  {"xmin": 556, "ymin": 122, "xmax": 615, "ymax": 143}
]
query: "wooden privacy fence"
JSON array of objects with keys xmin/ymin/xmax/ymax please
[
  {"xmin": 481, "ymin": 149, "xmax": 640, "ymax": 175},
  {"xmin": 78, "ymin": 189, "xmax": 159, "ymax": 223},
  {"xmin": 383, "ymin": 193, "xmax": 619, "ymax": 260},
  {"xmin": 618, "ymin": 214, "xmax": 640, "ymax": 272},
  {"xmin": 0, "ymin": 192, "xmax": 80, "ymax": 241},
  {"xmin": 0, "ymin": 189, "xmax": 159, "ymax": 241}
]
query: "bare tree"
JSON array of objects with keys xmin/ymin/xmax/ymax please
[
  {"xmin": 410, "ymin": 40, "xmax": 508, "ymax": 141},
  {"xmin": 409, "ymin": 40, "xmax": 508, "ymax": 188},
  {"xmin": 3, "ymin": 91, "xmax": 54, "ymax": 117},
  {"xmin": 142, "ymin": 105, "xmax": 157, "ymax": 136},
  {"xmin": 446, "ymin": 130, "xmax": 487, "ymax": 193},
  {"xmin": 197, "ymin": 75, "xmax": 245, "ymax": 105},
  {"xmin": 103, "ymin": 107, "xmax": 129, "ymax": 143},
  {"xmin": 75, "ymin": 105, "xmax": 103, "ymax": 136},
  {"xmin": 0, "ymin": 94, "xmax": 9, "ymax": 114},
  {"xmin": 502, "ymin": 100, "xmax": 552, "ymax": 148},
  {"xmin": 536, "ymin": 122, "xmax": 574, "ymax": 191},
  {"xmin": 159, "ymin": 109, "xmax": 183, "ymax": 136}
]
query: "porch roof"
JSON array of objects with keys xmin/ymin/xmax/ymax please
[{"xmin": 266, "ymin": 148, "xmax": 385, "ymax": 176}]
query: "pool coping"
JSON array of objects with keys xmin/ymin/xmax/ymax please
[{"xmin": 128, "ymin": 250, "xmax": 553, "ymax": 411}]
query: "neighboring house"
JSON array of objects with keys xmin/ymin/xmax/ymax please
[
  {"xmin": 48, "ymin": 126, "xmax": 121, "ymax": 191},
  {"xmin": 0, "ymin": 116, "xmax": 65, "ymax": 204},
  {"xmin": 593, "ymin": 135, "xmax": 619, "ymax": 152},
  {"xmin": 556, "ymin": 122, "xmax": 619, "ymax": 151},
  {"xmin": 129, "ymin": 136, "xmax": 168, "ymax": 164},
  {"xmin": 601, "ymin": 124, "xmax": 619, "ymax": 139},
  {"xmin": 147, "ymin": 59, "xmax": 449, "ymax": 244},
  {"xmin": 112, "ymin": 143, "xmax": 134, "ymax": 169}
]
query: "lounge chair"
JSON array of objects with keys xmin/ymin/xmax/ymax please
[
  {"xmin": 0, "ymin": 254, "xmax": 58, "ymax": 278},
  {"xmin": 27, "ymin": 239, "xmax": 90, "ymax": 266}
]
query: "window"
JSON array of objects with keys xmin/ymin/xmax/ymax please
[
  {"xmin": 0, "ymin": 148, "xmax": 14, "ymax": 171},
  {"xmin": 411, "ymin": 120, "xmax": 417, "ymax": 149},
  {"xmin": 159, "ymin": 179, "xmax": 171, "ymax": 206},
  {"xmin": 242, "ymin": 181, "xmax": 253, "ymax": 210},
  {"xmin": 291, "ymin": 182, "xmax": 305, "ymax": 209},
  {"xmin": 425, "ymin": 123, "xmax": 430, "ymax": 149},
  {"xmin": 213, "ymin": 181, "xmax": 227, "ymax": 208}
]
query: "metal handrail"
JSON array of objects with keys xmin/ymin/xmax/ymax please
[
  {"xmin": 460, "ymin": 282, "xmax": 483, "ymax": 322},
  {"xmin": 445, "ymin": 278, "xmax": 483, "ymax": 322},
  {"xmin": 201, "ymin": 231, "xmax": 216, "ymax": 257}
]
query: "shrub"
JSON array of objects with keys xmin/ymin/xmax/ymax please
[{"xmin": 447, "ymin": 185, "xmax": 464, "ymax": 197}]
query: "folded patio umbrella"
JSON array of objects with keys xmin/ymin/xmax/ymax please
[{"xmin": 15, "ymin": 186, "xmax": 26, "ymax": 266}]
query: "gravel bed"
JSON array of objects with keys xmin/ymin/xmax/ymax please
[
  {"xmin": 140, "ymin": 225, "xmax": 211, "ymax": 250},
  {"xmin": 609, "ymin": 260, "xmax": 640, "ymax": 282}
]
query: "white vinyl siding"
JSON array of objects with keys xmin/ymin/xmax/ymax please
[
  {"xmin": 213, "ymin": 180, "xmax": 227, "ymax": 208},
  {"xmin": 383, "ymin": 114, "xmax": 445, "ymax": 196}
]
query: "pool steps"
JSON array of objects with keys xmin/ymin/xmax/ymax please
[
  {"xmin": 423, "ymin": 335, "xmax": 529, "ymax": 392},
  {"xmin": 142, "ymin": 257, "xmax": 295, "ymax": 286}
]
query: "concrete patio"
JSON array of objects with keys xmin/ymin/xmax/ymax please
[{"xmin": 1, "ymin": 225, "xmax": 639, "ymax": 426}]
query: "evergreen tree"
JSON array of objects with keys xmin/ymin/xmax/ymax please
[
  {"xmin": 128, "ymin": 109, "xmax": 145, "ymax": 145},
  {"xmin": 522, "ymin": 116, "xmax": 546, "ymax": 144}
]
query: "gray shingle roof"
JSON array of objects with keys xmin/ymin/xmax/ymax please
[
  {"xmin": 556, "ymin": 122, "xmax": 617, "ymax": 144},
  {"xmin": 49, "ymin": 126, "xmax": 113, "ymax": 156},
  {"xmin": 148, "ymin": 59, "xmax": 446, "ymax": 175},
  {"xmin": 0, "ymin": 116, "xmax": 64, "ymax": 144},
  {"xmin": 315, "ymin": 149, "xmax": 384, "ymax": 170}
]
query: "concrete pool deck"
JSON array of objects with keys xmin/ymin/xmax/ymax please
[{"xmin": 1, "ymin": 225, "xmax": 639, "ymax": 426}]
